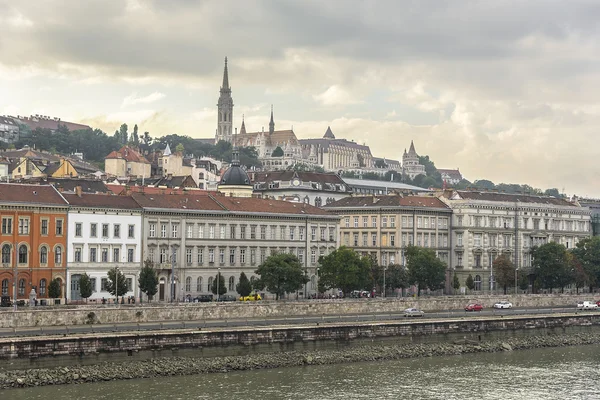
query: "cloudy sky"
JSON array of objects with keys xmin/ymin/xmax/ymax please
[{"xmin": 1, "ymin": 0, "xmax": 599, "ymax": 196}]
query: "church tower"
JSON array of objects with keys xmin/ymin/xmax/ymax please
[
  {"xmin": 268, "ymin": 105, "xmax": 275, "ymax": 135},
  {"xmin": 216, "ymin": 57, "xmax": 234, "ymax": 144}
]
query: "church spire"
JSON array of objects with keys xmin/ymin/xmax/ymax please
[
  {"xmin": 240, "ymin": 114, "xmax": 246, "ymax": 135},
  {"xmin": 408, "ymin": 140, "xmax": 417, "ymax": 155},
  {"xmin": 269, "ymin": 105, "xmax": 275, "ymax": 134},
  {"xmin": 222, "ymin": 56, "xmax": 229, "ymax": 89}
]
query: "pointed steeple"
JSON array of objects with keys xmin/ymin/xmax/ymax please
[
  {"xmin": 323, "ymin": 126, "xmax": 335, "ymax": 139},
  {"xmin": 240, "ymin": 114, "xmax": 246, "ymax": 135},
  {"xmin": 408, "ymin": 140, "xmax": 417, "ymax": 155},
  {"xmin": 221, "ymin": 57, "xmax": 229, "ymax": 89},
  {"xmin": 269, "ymin": 105, "xmax": 275, "ymax": 134},
  {"xmin": 163, "ymin": 143, "xmax": 172, "ymax": 156}
]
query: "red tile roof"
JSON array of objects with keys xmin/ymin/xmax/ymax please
[
  {"xmin": 0, "ymin": 183, "xmax": 68, "ymax": 206},
  {"xmin": 325, "ymin": 195, "xmax": 450, "ymax": 210},
  {"xmin": 63, "ymin": 193, "xmax": 142, "ymax": 210},
  {"xmin": 131, "ymin": 193, "xmax": 227, "ymax": 212},
  {"xmin": 105, "ymin": 146, "xmax": 150, "ymax": 164},
  {"xmin": 106, "ymin": 184, "xmax": 215, "ymax": 196},
  {"xmin": 11, "ymin": 115, "xmax": 90, "ymax": 132}
]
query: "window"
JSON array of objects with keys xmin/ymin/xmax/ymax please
[
  {"xmin": 198, "ymin": 224, "xmax": 205, "ymax": 238},
  {"xmin": 75, "ymin": 223, "xmax": 82, "ymax": 237},
  {"xmin": 128, "ymin": 225, "xmax": 135, "ymax": 239},
  {"xmin": 298, "ymin": 248, "xmax": 304, "ymax": 263},
  {"xmin": 457, "ymin": 253, "xmax": 463, "ymax": 266},
  {"xmin": 113, "ymin": 247, "xmax": 120, "ymax": 263},
  {"xmin": 320, "ymin": 228, "xmax": 326, "ymax": 241},
  {"xmin": 196, "ymin": 277, "xmax": 203, "ymax": 292},
  {"xmin": 280, "ymin": 226, "xmax": 285, "ymax": 240},
  {"xmin": 390, "ymin": 216, "xmax": 396, "ymax": 228},
  {"xmin": 148, "ymin": 248, "xmax": 155, "ymax": 262},
  {"xmin": 417, "ymin": 217, "xmax": 422, "ymax": 228},
  {"xmin": 230, "ymin": 225, "xmax": 237, "ymax": 239},
  {"xmin": 457, "ymin": 233, "xmax": 463, "ymax": 246},
  {"xmin": 503, "ymin": 235, "xmax": 511, "ymax": 248},
  {"xmin": 240, "ymin": 249, "xmax": 246, "ymax": 264},
  {"xmin": 207, "ymin": 277, "xmax": 213, "ymax": 292},
  {"xmin": 250, "ymin": 248, "xmax": 256, "ymax": 265},
  {"xmin": 372, "ymin": 216, "xmax": 377, "ymax": 228},
  {"xmin": 219, "ymin": 248, "xmax": 225, "ymax": 264},
  {"xmin": 259, "ymin": 225, "xmax": 265, "ymax": 240},
  {"xmin": 362, "ymin": 233, "xmax": 367, "ymax": 246},
  {"xmin": 55, "ymin": 246, "xmax": 62, "ymax": 265},
  {"xmin": 475, "ymin": 254, "xmax": 481, "ymax": 267},
  {"xmin": 230, "ymin": 248, "xmax": 236, "ymax": 264},
  {"xmin": 160, "ymin": 248, "xmax": 167, "ymax": 263},
  {"xmin": 311, "ymin": 249, "xmax": 317, "ymax": 264},
  {"xmin": 229, "ymin": 276, "xmax": 235, "ymax": 291},
  {"xmin": 186, "ymin": 248, "xmax": 192, "ymax": 265},
  {"xmin": 299, "ymin": 227, "xmax": 305, "ymax": 240},
  {"xmin": 113, "ymin": 224, "xmax": 120, "ymax": 238},
  {"xmin": 474, "ymin": 234, "xmax": 482, "ymax": 247},
  {"xmin": 1, "ymin": 217, "xmax": 12, "ymax": 234},
  {"xmin": 127, "ymin": 248, "xmax": 134, "ymax": 263},
  {"xmin": 240, "ymin": 225, "xmax": 246, "ymax": 239},
  {"xmin": 353, "ymin": 233, "xmax": 359, "ymax": 246},
  {"xmin": 362, "ymin": 216, "xmax": 368, "ymax": 227},
  {"xmin": 185, "ymin": 277, "xmax": 191, "ymax": 292},
  {"xmin": 1, "ymin": 244, "xmax": 10, "ymax": 264},
  {"xmin": 18, "ymin": 218, "xmax": 29, "ymax": 235},
  {"xmin": 220, "ymin": 225, "xmax": 226, "ymax": 239},
  {"xmin": 390, "ymin": 234, "xmax": 395, "ymax": 246},
  {"xmin": 102, "ymin": 224, "xmax": 109, "ymax": 238},
  {"xmin": 1, "ymin": 279, "xmax": 7, "ymax": 295},
  {"xmin": 101, "ymin": 278, "xmax": 108, "ymax": 292},
  {"xmin": 172, "ymin": 224, "xmax": 178, "ymax": 238},
  {"xmin": 382, "ymin": 217, "xmax": 388, "ymax": 228},
  {"xmin": 18, "ymin": 245, "xmax": 27, "ymax": 264},
  {"xmin": 40, "ymin": 219, "xmax": 49, "ymax": 235},
  {"xmin": 40, "ymin": 246, "xmax": 48, "ymax": 264},
  {"xmin": 417, "ymin": 234, "xmax": 422, "ymax": 246},
  {"xmin": 39, "ymin": 279, "xmax": 47, "ymax": 296},
  {"xmin": 161, "ymin": 224, "xmax": 167, "ymax": 238},
  {"xmin": 90, "ymin": 248, "xmax": 97, "ymax": 262},
  {"xmin": 209, "ymin": 249, "xmax": 215, "ymax": 263},
  {"xmin": 354, "ymin": 217, "xmax": 359, "ymax": 228},
  {"xmin": 149, "ymin": 224, "xmax": 156, "ymax": 238},
  {"xmin": 329, "ymin": 227, "xmax": 335, "ymax": 242},
  {"xmin": 90, "ymin": 278, "xmax": 97, "ymax": 293},
  {"xmin": 457, "ymin": 216, "xmax": 463, "ymax": 227},
  {"xmin": 197, "ymin": 248, "xmax": 204, "ymax": 265},
  {"xmin": 474, "ymin": 275, "xmax": 482, "ymax": 291},
  {"xmin": 209, "ymin": 225, "xmax": 215, "ymax": 239},
  {"xmin": 423, "ymin": 217, "xmax": 428, "ymax": 229},
  {"xmin": 345, "ymin": 217, "xmax": 350, "ymax": 228},
  {"xmin": 260, "ymin": 248, "xmax": 266, "ymax": 263},
  {"xmin": 311, "ymin": 227, "xmax": 316, "ymax": 241},
  {"xmin": 56, "ymin": 219, "xmax": 63, "ymax": 236},
  {"xmin": 290, "ymin": 227, "xmax": 295, "ymax": 240},
  {"xmin": 102, "ymin": 248, "xmax": 108, "ymax": 262},
  {"xmin": 402, "ymin": 216, "xmax": 407, "ymax": 228}
]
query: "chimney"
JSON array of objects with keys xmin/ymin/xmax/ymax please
[{"xmin": 75, "ymin": 185, "xmax": 82, "ymax": 197}]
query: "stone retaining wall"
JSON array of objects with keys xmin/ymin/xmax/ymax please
[
  {"xmin": 1, "ymin": 313, "xmax": 599, "ymax": 360},
  {"xmin": 0, "ymin": 293, "xmax": 595, "ymax": 328}
]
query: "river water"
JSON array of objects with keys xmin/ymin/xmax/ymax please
[{"xmin": 4, "ymin": 345, "xmax": 600, "ymax": 400}]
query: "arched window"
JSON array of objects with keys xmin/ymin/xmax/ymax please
[
  {"xmin": 1, "ymin": 244, "xmax": 10, "ymax": 264},
  {"xmin": 228, "ymin": 276, "xmax": 235, "ymax": 291},
  {"xmin": 1, "ymin": 279, "xmax": 8, "ymax": 295},
  {"xmin": 185, "ymin": 276, "xmax": 191, "ymax": 292},
  {"xmin": 196, "ymin": 277, "xmax": 202, "ymax": 292},
  {"xmin": 18, "ymin": 278, "xmax": 25, "ymax": 296},
  {"xmin": 40, "ymin": 246, "xmax": 48, "ymax": 264},
  {"xmin": 18, "ymin": 245, "xmax": 27, "ymax": 264},
  {"xmin": 39, "ymin": 279, "xmax": 47, "ymax": 296},
  {"xmin": 54, "ymin": 246, "xmax": 62, "ymax": 266},
  {"xmin": 207, "ymin": 277, "xmax": 213, "ymax": 292},
  {"xmin": 474, "ymin": 275, "xmax": 482, "ymax": 291}
]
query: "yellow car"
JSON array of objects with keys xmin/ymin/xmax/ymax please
[{"xmin": 240, "ymin": 292, "xmax": 262, "ymax": 301}]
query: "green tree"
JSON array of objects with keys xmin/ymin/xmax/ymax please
[
  {"xmin": 48, "ymin": 278, "xmax": 62, "ymax": 299},
  {"xmin": 418, "ymin": 155, "xmax": 443, "ymax": 187},
  {"xmin": 106, "ymin": 267, "xmax": 128, "ymax": 302},
  {"xmin": 236, "ymin": 272, "xmax": 253, "ymax": 297},
  {"xmin": 119, "ymin": 123, "xmax": 128, "ymax": 144},
  {"xmin": 518, "ymin": 272, "xmax": 530, "ymax": 291},
  {"xmin": 532, "ymin": 242, "xmax": 572, "ymax": 292},
  {"xmin": 452, "ymin": 274, "xmax": 460, "ymax": 294},
  {"xmin": 571, "ymin": 236, "xmax": 600, "ymax": 292},
  {"xmin": 385, "ymin": 264, "xmax": 409, "ymax": 294},
  {"xmin": 493, "ymin": 254, "xmax": 516, "ymax": 294},
  {"xmin": 79, "ymin": 273, "xmax": 93, "ymax": 302},
  {"xmin": 139, "ymin": 260, "xmax": 159, "ymax": 302},
  {"xmin": 465, "ymin": 274, "xmax": 475, "ymax": 292},
  {"xmin": 569, "ymin": 252, "xmax": 588, "ymax": 294},
  {"xmin": 318, "ymin": 246, "xmax": 371, "ymax": 295},
  {"xmin": 175, "ymin": 143, "xmax": 185, "ymax": 153},
  {"xmin": 211, "ymin": 273, "xmax": 227, "ymax": 298},
  {"xmin": 132, "ymin": 124, "xmax": 139, "ymax": 144},
  {"xmin": 405, "ymin": 246, "xmax": 447, "ymax": 295},
  {"xmin": 271, "ymin": 146, "xmax": 284, "ymax": 157},
  {"xmin": 254, "ymin": 253, "xmax": 308, "ymax": 300},
  {"xmin": 473, "ymin": 179, "xmax": 495, "ymax": 190}
]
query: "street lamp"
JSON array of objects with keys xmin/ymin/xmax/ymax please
[
  {"xmin": 13, "ymin": 241, "xmax": 17, "ymax": 312},
  {"xmin": 115, "ymin": 267, "xmax": 119, "ymax": 307},
  {"xmin": 383, "ymin": 266, "xmax": 387, "ymax": 298},
  {"xmin": 515, "ymin": 267, "xmax": 519, "ymax": 295},
  {"xmin": 316, "ymin": 267, "xmax": 320, "ymax": 298}
]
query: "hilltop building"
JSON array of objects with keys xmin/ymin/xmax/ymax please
[
  {"xmin": 104, "ymin": 146, "xmax": 151, "ymax": 179},
  {"xmin": 402, "ymin": 141, "xmax": 426, "ymax": 180}
]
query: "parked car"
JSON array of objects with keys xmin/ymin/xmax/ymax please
[
  {"xmin": 595, "ymin": 300, "xmax": 600, "ymax": 307},
  {"xmin": 217, "ymin": 295, "xmax": 237, "ymax": 302},
  {"xmin": 240, "ymin": 292, "xmax": 262, "ymax": 302},
  {"xmin": 193, "ymin": 294, "xmax": 214, "ymax": 303},
  {"xmin": 0, "ymin": 296, "xmax": 11, "ymax": 307},
  {"xmin": 577, "ymin": 301, "xmax": 598, "ymax": 310},
  {"xmin": 404, "ymin": 308, "xmax": 425, "ymax": 317},
  {"xmin": 465, "ymin": 303, "xmax": 484, "ymax": 311},
  {"xmin": 493, "ymin": 301, "xmax": 513, "ymax": 309}
]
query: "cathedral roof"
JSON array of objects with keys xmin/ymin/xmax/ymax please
[
  {"xmin": 237, "ymin": 129, "xmax": 299, "ymax": 147},
  {"xmin": 323, "ymin": 126, "xmax": 335, "ymax": 139},
  {"xmin": 219, "ymin": 147, "xmax": 251, "ymax": 186},
  {"xmin": 299, "ymin": 138, "xmax": 372, "ymax": 154}
]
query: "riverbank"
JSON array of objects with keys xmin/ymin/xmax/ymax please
[{"xmin": 2, "ymin": 331, "xmax": 600, "ymax": 390}]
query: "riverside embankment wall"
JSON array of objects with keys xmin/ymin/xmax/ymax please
[
  {"xmin": 0, "ymin": 294, "xmax": 594, "ymax": 329},
  {"xmin": 1, "ymin": 313, "xmax": 599, "ymax": 360}
]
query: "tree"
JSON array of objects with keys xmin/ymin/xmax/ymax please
[
  {"xmin": 452, "ymin": 274, "xmax": 460, "ymax": 294},
  {"xmin": 175, "ymin": 143, "xmax": 185, "ymax": 154},
  {"xmin": 271, "ymin": 146, "xmax": 284, "ymax": 157},
  {"xmin": 139, "ymin": 260, "xmax": 159, "ymax": 302},
  {"xmin": 132, "ymin": 124, "xmax": 139, "ymax": 144},
  {"xmin": 569, "ymin": 252, "xmax": 588, "ymax": 294},
  {"xmin": 571, "ymin": 236, "xmax": 600, "ymax": 292},
  {"xmin": 318, "ymin": 246, "xmax": 371, "ymax": 295},
  {"xmin": 473, "ymin": 179, "xmax": 495, "ymax": 190},
  {"xmin": 493, "ymin": 254, "xmax": 516, "ymax": 294},
  {"xmin": 236, "ymin": 272, "xmax": 253, "ymax": 297},
  {"xmin": 532, "ymin": 242, "xmax": 572, "ymax": 292},
  {"xmin": 48, "ymin": 278, "xmax": 61, "ymax": 298},
  {"xmin": 106, "ymin": 267, "xmax": 128, "ymax": 301},
  {"xmin": 254, "ymin": 253, "xmax": 308, "ymax": 300},
  {"xmin": 211, "ymin": 273, "xmax": 227, "ymax": 298},
  {"xmin": 405, "ymin": 245, "xmax": 447, "ymax": 296},
  {"xmin": 385, "ymin": 264, "xmax": 409, "ymax": 294},
  {"xmin": 518, "ymin": 272, "xmax": 529, "ymax": 291},
  {"xmin": 119, "ymin": 123, "xmax": 128, "ymax": 144},
  {"xmin": 465, "ymin": 274, "xmax": 475, "ymax": 292},
  {"xmin": 79, "ymin": 273, "xmax": 93, "ymax": 302}
]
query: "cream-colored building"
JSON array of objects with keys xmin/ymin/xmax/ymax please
[
  {"xmin": 105, "ymin": 146, "xmax": 151, "ymax": 179},
  {"xmin": 134, "ymin": 193, "xmax": 340, "ymax": 300},
  {"xmin": 300, "ymin": 127, "xmax": 374, "ymax": 171},
  {"xmin": 439, "ymin": 190, "xmax": 592, "ymax": 292}
]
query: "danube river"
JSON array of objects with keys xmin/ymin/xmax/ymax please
[{"xmin": 5, "ymin": 345, "xmax": 600, "ymax": 400}]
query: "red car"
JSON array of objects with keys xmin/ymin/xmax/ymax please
[{"xmin": 465, "ymin": 303, "xmax": 483, "ymax": 311}]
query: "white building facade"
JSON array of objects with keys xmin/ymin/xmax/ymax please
[{"xmin": 65, "ymin": 194, "xmax": 143, "ymax": 302}]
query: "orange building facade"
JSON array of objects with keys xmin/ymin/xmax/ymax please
[{"xmin": 0, "ymin": 184, "xmax": 68, "ymax": 301}]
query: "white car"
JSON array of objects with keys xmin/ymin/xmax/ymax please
[
  {"xmin": 577, "ymin": 301, "xmax": 598, "ymax": 310},
  {"xmin": 404, "ymin": 308, "xmax": 425, "ymax": 317},
  {"xmin": 493, "ymin": 301, "xmax": 513, "ymax": 309}
]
